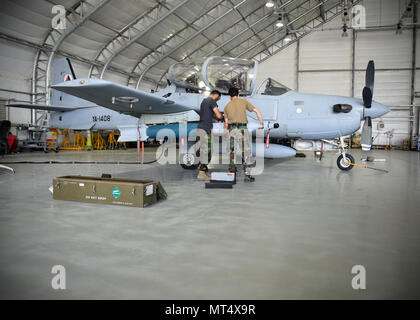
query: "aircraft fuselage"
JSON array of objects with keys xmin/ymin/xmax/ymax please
[
  {"xmin": 48, "ymin": 90, "xmax": 389, "ymax": 142},
  {"xmin": 49, "ymin": 106, "xmax": 138, "ymax": 130}
]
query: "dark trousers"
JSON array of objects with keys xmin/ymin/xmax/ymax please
[{"xmin": 196, "ymin": 131, "xmax": 212, "ymax": 172}]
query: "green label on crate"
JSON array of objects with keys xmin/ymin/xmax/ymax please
[{"xmin": 112, "ymin": 187, "xmax": 121, "ymax": 199}]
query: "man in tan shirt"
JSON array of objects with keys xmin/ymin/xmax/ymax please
[{"xmin": 223, "ymin": 87, "xmax": 263, "ymax": 182}]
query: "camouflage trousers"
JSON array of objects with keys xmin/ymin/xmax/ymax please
[
  {"xmin": 196, "ymin": 130, "xmax": 212, "ymax": 172},
  {"xmin": 228, "ymin": 124, "xmax": 252, "ymax": 174}
]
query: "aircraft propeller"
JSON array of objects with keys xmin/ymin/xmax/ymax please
[{"xmin": 361, "ymin": 60, "xmax": 375, "ymax": 151}]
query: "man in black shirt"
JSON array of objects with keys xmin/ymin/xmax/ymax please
[{"xmin": 197, "ymin": 90, "xmax": 223, "ymax": 180}]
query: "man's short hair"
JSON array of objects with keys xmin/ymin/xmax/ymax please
[
  {"xmin": 228, "ymin": 87, "xmax": 239, "ymax": 97},
  {"xmin": 210, "ymin": 90, "xmax": 221, "ymax": 97}
]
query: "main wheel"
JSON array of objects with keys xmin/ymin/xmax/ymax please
[
  {"xmin": 337, "ymin": 153, "xmax": 354, "ymax": 171},
  {"xmin": 180, "ymin": 152, "xmax": 199, "ymax": 170}
]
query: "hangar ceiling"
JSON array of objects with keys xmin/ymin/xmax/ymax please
[{"xmin": 0, "ymin": 0, "xmax": 360, "ymax": 102}]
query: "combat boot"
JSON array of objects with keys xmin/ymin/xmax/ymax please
[
  {"xmin": 228, "ymin": 165, "xmax": 237, "ymax": 173},
  {"xmin": 197, "ymin": 170, "xmax": 210, "ymax": 181},
  {"xmin": 244, "ymin": 175, "xmax": 255, "ymax": 182}
]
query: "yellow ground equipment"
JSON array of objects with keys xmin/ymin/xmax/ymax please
[
  {"xmin": 73, "ymin": 132, "xmax": 86, "ymax": 149},
  {"xmin": 351, "ymin": 134, "xmax": 361, "ymax": 148},
  {"xmin": 92, "ymin": 131, "xmax": 106, "ymax": 150},
  {"xmin": 107, "ymin": 131, "xmax": 118, "ymax": 150},
  {"xmin": 345, "ymin": 161, "xmax": 388, "ymax": 173},
  {"xmin": 59, "ymin": 130, "xmax": 85, "ymax": 150}
]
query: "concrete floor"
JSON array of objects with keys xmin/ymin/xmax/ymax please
[{"xmin": 0, "ymin": 148, "xmax": 419, "ymax": 299}]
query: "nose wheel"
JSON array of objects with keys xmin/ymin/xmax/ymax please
[
  {"xmin": 336, "ymin": 136, "xmax": 354, "ymax": 171},
  {"xmin": 337, "ymin": 153, "xmax": 354, "ymax": 171}
]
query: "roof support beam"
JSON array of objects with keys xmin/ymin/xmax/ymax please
[
  {"xmin": 0, "ymin": 32, "xmax": 157, "ymax": 87},
  {"xmin": 88, "ymin": 2, "xmax": 161, "ymax": 78},
  {"xmin": 153, "ymin": 0, "xmax": 299, "ymax": 88},
  {"xmin": 207, "ymin": 0, "xmax": 295, "ymax": 58},
  {"xmin": 227, "ymin": 0, "xmax": 271, "ymax": 57},
  {"xmin": 207, "ymin": 0, "xmax": 294, "ymax": 56},
  {"xmin": 319, "ymin": 0, "xmax": 326, "ymax": 22},
  {"xmin": 136, "ymin": 0, "xmax": 253, "ymax": 89},
  {"xmin": 99, "ymin": 0, "xmax": 190, "ymax": 79},
  {"xmin": 158, "ymin": 1, "xmax": 220, "ymax": 49},
  {"xmin": 236, "ymin": 0, "xmax": 326, "ymax": 58},
  {"xmin": 127, "ymin": 0, "xmax": 227, "ymax": 86},
  {"xmin": 252, "ymin": 0, "xmax": 363, "ymax": 63}
]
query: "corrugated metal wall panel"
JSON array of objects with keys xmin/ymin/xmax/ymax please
[
  {"xmin": 299, "ymin": 71, "xmax": 352, "ymax": 97},
  {"xmin": 299, "ymin": 30, "xmax": 352, "ymax": 70},
  {"xmin": 0, "ymin": 39, "xmax": 34, "ymax": 124},
  {"xmin": 354, "ymin": 70, "xmax": 411, "ymax": 106},
  {"xmin": 364, "ymin": 0, "xmax": 400, "ymax": 27},
  {"xmin": 255, "ymin": 42, "xmax": 296, "ymax": 90},
  {"xmin": 0, "ymin": 101, "xmax": 7, "ymax": 121},
  {"xmin": 355, "ymin": 30, "xmax": 412, "ymax": 69}
]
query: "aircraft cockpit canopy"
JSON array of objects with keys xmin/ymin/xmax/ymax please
[
  {"xmin": 167, "ymin": 57, "xmax": 258, "ymax": 95},
  {"xmin": 255, "ymin": 77, "xmax": 291, "ymax": 96},
  {"xmin": 167, "ymin": 61, "xmax": 206, "ymax": 93},
  {"xmin": 203, "ymin": 57, "xmax": 258, "ymax": 95}
]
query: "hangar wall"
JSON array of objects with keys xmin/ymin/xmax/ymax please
[
  {"xmin": 0, "ymin": 39, "xmax": 33, "ymax": 124},
  {"xmin": 257, "ymin": 0, "xmax": 419, "ymax": 147}
]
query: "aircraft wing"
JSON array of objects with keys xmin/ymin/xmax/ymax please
[
  {"xmin": 52, "ymin": 79, "xmax": 192, "ymax": 117},
  {"xmin": 7, "ymin": 103, "xmax": 91, "ymax": 112}
]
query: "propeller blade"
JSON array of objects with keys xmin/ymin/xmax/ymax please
[
  {"xmin": 365, "ymin": 60, "xmax": 375, "ymax": 93},
  {"xmin": 362, "ymin": 86, "xmax": 372, "ymax": 108},
  {"xmin": 361, "ymin": 116, "xmax": 373, "ymax": 151}
]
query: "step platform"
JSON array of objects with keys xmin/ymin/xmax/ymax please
[{"xmin": 205, "ymin": 171, "xmax": 236, "ymax": 189}]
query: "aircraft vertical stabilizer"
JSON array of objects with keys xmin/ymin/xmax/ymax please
[{"xmin": 51, "ymin": 58, "xmax": 93, "ymax": 107}]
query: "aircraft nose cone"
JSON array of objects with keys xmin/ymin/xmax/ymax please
[{"xmin": 365, "ymin": 101, "xmax": 390, "ymax": 119}]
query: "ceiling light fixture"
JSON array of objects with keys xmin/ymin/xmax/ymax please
[
  {"xmin": 276, "ymin": 14, "xmax": 284, "ymax": 28},
  {"xmin": 284, "ymin": 30, "xmax": 291, "ymax": 42},
  {"xmin": 266, "ymin": 1, "xmax": 274, "ymax": 8},
  {"xmin": 342, "ymin": 24, "xmax": 348, "ymax": 37},
  {"xmin": 396, "ymin": 22, "xmax": 403, "ymax": 35},
  {"xmin": 342, "ymin": 8, "xmax": 349, "ymax": 22},
  {"xmin": 406, "ymin": 4, "xmax": 413, "ymax": 17},
  {"xmin": 342, "ymin": 0, "xmax": 349, "ymax": 22}
]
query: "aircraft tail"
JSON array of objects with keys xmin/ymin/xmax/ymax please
[{"xmin": 51, "ymin": 58, "xmax": 92, "ymax": 107}]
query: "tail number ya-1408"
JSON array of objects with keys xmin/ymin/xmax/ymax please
[{"xmin": 92, "ymin": 115, "xmax": 111, "ymax": 122}]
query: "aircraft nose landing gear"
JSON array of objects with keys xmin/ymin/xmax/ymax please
[
  {"xmin": 336, "ymin": 136, "xmax": 354, "ymax": 171},
  {"xmin": 337, "ymin": 153, "xmax": 355, "ymax": 171}
]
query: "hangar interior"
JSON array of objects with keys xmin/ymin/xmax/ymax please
[{"xmin": 0, "ymin": 0, "xmax": 420, "ymax": 299}]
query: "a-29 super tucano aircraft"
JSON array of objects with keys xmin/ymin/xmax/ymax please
[{"xmin": 10, "ymin": 57, "xmax": 389, "ymax": 171}]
